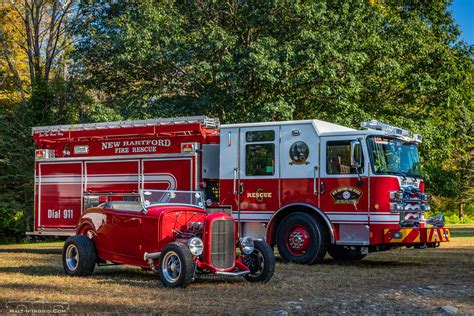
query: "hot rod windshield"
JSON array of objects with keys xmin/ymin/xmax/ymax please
[
  {"xmin": 367, "ymin": 136, "xmax": 422, "ymax": 177},
  {"xmin": 140, "ymin": 190, "xmax": 205, "ymax": 209}
]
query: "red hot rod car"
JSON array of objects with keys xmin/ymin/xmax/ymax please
[{"xmin": 62, "ymin": 190, "xmax": 275, "ymax": 288}]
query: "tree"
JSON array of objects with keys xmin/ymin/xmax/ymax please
[
  {"xmin": 0, "ymin": 2, "xmax": 30, "ymax": 107},
  {"xmin": 73, "ymin": 0, "xmax": 472, "ymax": 217}
]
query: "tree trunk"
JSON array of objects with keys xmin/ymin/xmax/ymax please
[{"xmin": 458, "ymin": 201, "xmax": 464, "ymax": 221}]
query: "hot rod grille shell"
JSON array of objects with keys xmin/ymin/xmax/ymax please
[{"xmin": 210, "ymin": 219, "xmax": 235, "ymax": 270}]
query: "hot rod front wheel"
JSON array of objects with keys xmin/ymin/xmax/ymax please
[
  {"xmin": 62, "ymin": 235, "xmax": 97, "ymax": 276},
  {"xmin": 159, "ymin": 243, "xmax": 195, "ymax": 288},
  {"xmin": 242, "ymin": 240, "xmax": 275, "ymax": 283}
]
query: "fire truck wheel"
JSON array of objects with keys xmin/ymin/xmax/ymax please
[
  {"xmin": 276, "ymin": 212, "xmax": 329, "ymax": 264},
  {"xmin": 243, "ymin": 240, "xmax": 275, "ymax": 283},
  {"xmin": 327, "ymin": 246, "xmax": 366, "ymax": 261},
  {"xmin": 159, "ymin": 243, "xmax": 195, "ymax": 288},
  {"xmin": 62, "ymin": 236, "xmax": 97, "ymax": 276}
]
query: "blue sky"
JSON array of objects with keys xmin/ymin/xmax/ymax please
[{"xmin": 450, "ymin": 0, "xmax": 474, "ymax": 45}]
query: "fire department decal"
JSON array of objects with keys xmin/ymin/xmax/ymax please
[
  {"xmin": 101, "ymin": 139, "xmax": 171, "ymax": 154},
  {"xmin": 289, "ymin": 141, "xmax": 310, "ymax": 165},
  {"xmin": 247, "ymin": 188, "xmax": 272, "ymax": 202},
  {"xmin": 330, "ymin": 186, "xmax": 363, "ymax": 204}
]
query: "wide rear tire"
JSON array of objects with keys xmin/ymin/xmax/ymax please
[
  {"xmin": 62, "ymin": 235, "xmax": 97, "ymax": 276},
  {"xmin": 242, "ymin": 240, "xmax": 275, "ymax": 283},
  {"xmin": 159, "ymin": 243, "xmax": 195, "ymax": 288},
  {"xmin": 276, "ymin": 212, "xmax": 329, "ymax": 264},
  {"xmin": 328, "ymin": 245, "xmax": 366, "ymax": 261}
]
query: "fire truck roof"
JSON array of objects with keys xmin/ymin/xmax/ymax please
[
  {"xmin": 222, "ymin": 119, "xmax": 356, "ymax": 135},
  {"xmin": 32, "ymin": 116, "xmax": 220, "ymax": 135}
]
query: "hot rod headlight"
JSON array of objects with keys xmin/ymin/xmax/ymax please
[
  {"xmin": 188, "ymin": 237, "xmax": 204, "ymax": 256},
  {"xmin": 240, "ymin": 237, "xmax": 254, "ymax": 255}
]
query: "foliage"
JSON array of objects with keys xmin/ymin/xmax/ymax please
[
  {"xmin": 0, "ymin": 2, "xmax": 30, "ymax": 106},
  {"xmin": 0, "ymin": 0, "xmax": 472, "ymax": 241}
]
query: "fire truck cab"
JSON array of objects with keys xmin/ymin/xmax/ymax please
[{"xmin": 32, "ymin": 116, "xmax": 450, "ymax": 264}]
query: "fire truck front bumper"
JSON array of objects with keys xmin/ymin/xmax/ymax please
[{"xmin": 383, "ymin": 227, "xmax": 450, "ymax": 244}]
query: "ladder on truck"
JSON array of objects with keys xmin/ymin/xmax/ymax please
[{"xmin": 32, "ymin": 116, "xmax": 220, "ymax": 134}]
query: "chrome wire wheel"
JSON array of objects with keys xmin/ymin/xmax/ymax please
[
  {"xmin": 162, "ymin": 251, "xmax": 182, "ymax": 284},
  {"xmin": 65, "ymin": 244, "xmax": 79, "ymax": 271}
]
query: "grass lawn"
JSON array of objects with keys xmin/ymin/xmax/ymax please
[{"xmin": 0, "ymin": 225, "xmax": 473, "ymax": 314}]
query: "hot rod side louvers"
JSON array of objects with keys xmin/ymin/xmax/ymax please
[{"xmin": 210, "ymin": 219, "xmax": 235, "ymax": 270}]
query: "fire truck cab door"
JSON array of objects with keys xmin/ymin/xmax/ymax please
[
  {"xmin": 319, "ymin": 136, "xmax": 370, "ymax": 228},
  {"xmin": 238, "ymin": 126, "xmax": 280, "ymax": 220}
]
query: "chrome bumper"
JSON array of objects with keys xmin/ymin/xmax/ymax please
[{"xmin": 215, "ymin": 270, "xmax": 250, "ymax": 276}]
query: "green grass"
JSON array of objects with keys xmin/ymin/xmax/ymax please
[
  {"xmin": 448, "ymin": 224, "xmax": 474, "ymax": 238},
  {"xmin": 0, "ymin": 225, "xmax": 473, "ymax": 313}
]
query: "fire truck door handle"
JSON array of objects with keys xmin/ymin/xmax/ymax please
[
  {"xmin": 320, "ymin": 182, "xmax": 326, "ymax": 194},
  {"xmin": 233, "ymin": 168, "xmax": 238, "ymax": 195},
  {"xmin": 239, "ymin": 182, "xmax": 244, "ymax": 194},
  {"xmin": 313, "ymin": 166, "xmax": 318, "ymax": 195}
]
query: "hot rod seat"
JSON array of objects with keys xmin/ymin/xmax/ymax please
[{"xmin": 106, "ymin": 201, "xmax": 143, "ymax": 212}]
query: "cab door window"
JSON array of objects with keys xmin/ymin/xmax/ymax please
[
  {"xmin": 326, "ymin": 141, "xmax": 364, "ymax": 174},
  {"xmin": 245, "ymin": 130, "xmax": 275, "ymax": 176}
]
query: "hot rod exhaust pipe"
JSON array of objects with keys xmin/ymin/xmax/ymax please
[
  {"xmin": 144, "ymin": 252, "xmax": 161, "ymax": 273},
  {"xmin": 144, "ymin": 252, "xmax": 161, "ymax": 261}
]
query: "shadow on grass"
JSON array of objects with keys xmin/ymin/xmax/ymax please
[
  {"xmin": 0, "ymin": 248, "xmax": 62, "ymax": 255},
  {"xmin": 275, "ymin": 256, "xmax": 425, "ymax": 267},
  {"xmin": 0, "ymin": 265, "xmax": 63, "ymax": 276},
  {"xmin": 0, "ymin": 282, "xmax": 64, "ymax": 292}
]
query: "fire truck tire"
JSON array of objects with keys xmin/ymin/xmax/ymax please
[
  {"xmin": 327, "ymin": 246, "xmax": 366, "ymax": 261},
  {"xmin": 243, "ymin": 240, "xmax": 275, "ymax": 283},
  {"xmin": 62, "ymin": 235, "xmax": 97, "ymax": 276},
  {"xmin": 159, "ymin": 243, "xmax": 195, "ymax": 288},
  {"xmin": 276, "ymin": 212, "xmax": 329, "ymax": 264}
]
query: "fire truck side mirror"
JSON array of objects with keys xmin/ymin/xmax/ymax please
[{"xmin": 350, "ymin": 140, "xmax": 362, "ymax": 169}]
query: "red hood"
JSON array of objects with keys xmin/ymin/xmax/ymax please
[{"xmin": 145, "ymin": 204, "xmax": 207, "ymax": 217}]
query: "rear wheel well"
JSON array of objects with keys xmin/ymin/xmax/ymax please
[{"xmin": 266, "ymin": 205, "xmax": 334, "ymax": 246}]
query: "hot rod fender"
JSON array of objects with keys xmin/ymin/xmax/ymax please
[{"xmin": 265, "ymin": 203, "xmax": 335, "ymax": 245}]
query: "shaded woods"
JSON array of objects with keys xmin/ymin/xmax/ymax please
[{"xmin": 0, "ymin": 0, "xmax": 472, "ymax": 242}]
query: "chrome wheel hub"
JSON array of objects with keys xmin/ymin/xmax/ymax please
[
  {"xmin": 65, "ymin": 244, "xmax": 79, "ymax": 271},
  {"xmin": 289, "ymin": 231, "xmax": 305, "ymax": 249},
  {"xmin": 162, "ymin": 251, "xmax": 181, "ymax": 283}
]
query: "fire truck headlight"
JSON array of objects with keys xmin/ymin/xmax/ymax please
[
  {"xmin": 188, "ymin": 237, "xmax": 204, "ymax": 256},
  {"xmin": 240, "ymin": 237, "xmax": 254, "ymax": 255}
]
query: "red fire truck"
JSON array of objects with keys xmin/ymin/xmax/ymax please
[{"xmin": 32, "ymin": 116, "xmax": 450, "ymax": 264}]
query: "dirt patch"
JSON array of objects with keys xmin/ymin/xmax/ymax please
[{"xmin": 0, "ymin": 227, "xmax": 473, "ymax": 314}]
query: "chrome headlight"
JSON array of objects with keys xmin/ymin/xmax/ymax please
[
  {"xmin": 188, "ymin": 237, "xmax": 204, "ymax": 256},
  {"xmin": 240, "ymin": 236, "xmax": 254, "ymax": 255}
]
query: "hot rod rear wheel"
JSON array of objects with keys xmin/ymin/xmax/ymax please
[
  {"xmin": 159, "ymin": 243, "xmax": 195, "ymax": 288},
  {"xmin": 62, "ymin": 235, "xmax": 97, "ymax": 276},
  {"xmin": 328, "ymin": 245, "xmax": 366, "ymax": 261},
  {"xmin": 243, "ymin": 240, "xmax": 275, "ymax": 283},
  {"xmin": 276, "ymin": 212, "xmax": 329, "ymax": 264}
]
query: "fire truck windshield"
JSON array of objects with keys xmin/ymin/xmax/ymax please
[
  {"xmin": 140, "ymin": 190, "xmax": 205, "ymax": 209},
  {"xmin": 367, "ymin": 136, "xmax": 422, "ymax": 177}
]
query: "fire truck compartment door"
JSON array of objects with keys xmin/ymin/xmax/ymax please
[
  {"xmin": 238, "ymin": 126, "xmax": 280, "ymax": 218},
  {"xmin": 36, "ymin": 162, "xmax": 83, "ymax": 229},
  {"xmin": 320, "ymin": 136, "xmax": 370, "ymax": 244}
]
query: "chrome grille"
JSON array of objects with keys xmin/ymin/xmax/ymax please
[{"xmin": 210, "ymin": 219, "xmax": 234, "ymax": 270}]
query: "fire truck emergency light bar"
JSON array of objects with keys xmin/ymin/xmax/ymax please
[{"xmin": 361, "ymin": 120, "xmax": 422, "ymax": 143}]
